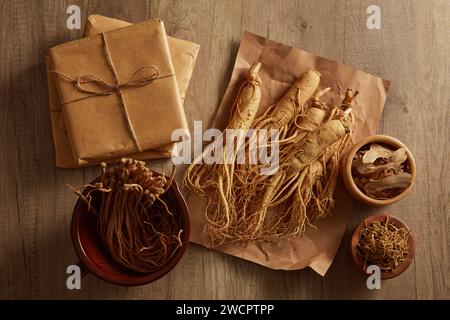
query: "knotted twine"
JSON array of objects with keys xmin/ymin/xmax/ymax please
[{"xmin": 51, "ymin": 32, "xmax": 175, "ymax": 153}]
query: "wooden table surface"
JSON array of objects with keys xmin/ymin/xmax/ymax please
[{"xmin": 1, "ymin": 0, "xmax": 448, "ymax": 300}]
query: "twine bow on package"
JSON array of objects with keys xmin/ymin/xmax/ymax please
[
  {"xmin": 47, "ymin": 16, "xmax": 200, "ymax": 168},
  {"xmin": 186, "ymin": 31, "xmax": 390, "ymax": 276}
]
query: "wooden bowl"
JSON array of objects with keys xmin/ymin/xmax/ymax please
[
  {"xmin": 71, "ymin": 175, "xmax": 190, "ymax": 286},
  {"xmin": 350, "ymin": 214, "xmax": 415, "ymax": 280},
  {"xmin": 342, "ymin": 134, "xmax": 416, "ymax": 206}
]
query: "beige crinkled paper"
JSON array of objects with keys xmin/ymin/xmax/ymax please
[{"xmin": 186, "ymin": 31, "xmax": 390, "ymax": 276}]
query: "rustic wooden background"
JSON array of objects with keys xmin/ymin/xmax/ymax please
[{"xmin": 0, "ymin": 0, "xmax": 448, "ymax": 299}]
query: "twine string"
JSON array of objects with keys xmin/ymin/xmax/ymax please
[{"xmin": 51, "ymin": 32, "xmax": 175, "ymax": 153}]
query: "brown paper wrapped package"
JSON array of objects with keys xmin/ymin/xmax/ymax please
[
  {"xmin": 186, "ymin": 32, "xmax": 390, "ymax": 276},
  {"xmin": 48, "ymin": 16, "xmax": 200, "ymax": 167}
]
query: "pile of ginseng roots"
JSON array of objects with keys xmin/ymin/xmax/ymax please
[{"xmin": 184, "ymin": 62, "xmax": 358, "ymax": 245}]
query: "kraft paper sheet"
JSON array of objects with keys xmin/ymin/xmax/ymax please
[{"xmin": 186, "ymin": 31, "xmax": 390, "ymax": 276}]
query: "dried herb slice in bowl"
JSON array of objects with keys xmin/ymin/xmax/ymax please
[{"xmin": 352, "ymin": 143, "xmax": 412, "ymax": 200}]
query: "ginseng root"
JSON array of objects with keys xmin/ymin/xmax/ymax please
[
  {"xmin": 230, "ymin": 70, "xmax": 322, "ymax": 241},
  {"xmin": 183, "ymin": 61, "xmax": 262, "ymax": 245},
  {"xmin": 261, "ymin": 89, "xmax": 358, "ymax": 240}
]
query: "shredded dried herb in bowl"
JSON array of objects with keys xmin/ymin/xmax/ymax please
[{"xmin": 357, "ymin": 216, "xmax": 410, "ymax": 273}]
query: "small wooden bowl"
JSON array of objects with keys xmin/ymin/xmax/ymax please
[
  {"xmin": 342, "ymin": 135, "xmax": 416, "ymax": 206},
  {"xmin": 350, "ymin": 215, "xmax": 414, "ymax": 280},
  {"xmin": 71, "ymin": 175, "xmax": 190, "ymax": 286}
]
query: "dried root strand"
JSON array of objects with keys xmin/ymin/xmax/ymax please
[{"xmin": 357, "ymin": 217, "xmax": 410, "ymax": 272}]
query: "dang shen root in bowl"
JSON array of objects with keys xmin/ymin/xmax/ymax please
[
  {"xmin": 70, "ymin": 158, "xmax": 189, "ymax": 286},
  {"xmin": 343, "ymin": 135, "xmax": 416, "ymax": 206}
]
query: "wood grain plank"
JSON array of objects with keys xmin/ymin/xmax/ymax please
[
  {"xmin": 7, "ymin": 0, "xmax": 90, "ymax": 299},
  {"xmin": 0, "ymin": 0, "xmax": 30, "ymax": 299},
  {"xmin": 9, "ymin": 0, "xmax": 57, "ymax": 299},
  {"xmin": 337, "ymin": 0, "xmax": 420, "ymax": 300},
  {"xmin": 0, "ymin": 0, "xmax": 448, "ymax": 300},
  {"xmin": 341, "ymin": 0, "xmax": 449, "ymax": 300}
]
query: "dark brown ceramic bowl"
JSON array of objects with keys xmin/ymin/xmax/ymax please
[
  {"xmin": 350, "ymin": 214, "xmax": 414, "ymax": 280},
  {"xmin": 342, "ymin": 135, "xmax": 416, "ymax": 206},
  {"xmin": 71, "ymin": 175, "xmax": 190, "ymax": 286}
]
